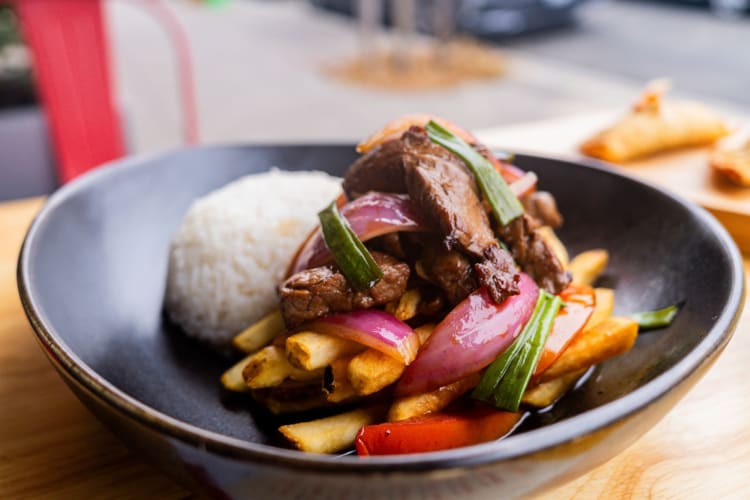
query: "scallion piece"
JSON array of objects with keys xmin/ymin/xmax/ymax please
[
  {"xmin": 629, "ymin": 304, "xmax": 680, "ymax": 331},
  {"xmin": 425, "ymin": 120, "xmax": 524, "ymax": 226},
  {"xmin": 472, "ymin": 291, "xmax": 563, "ymax": 411},
  {"xmin": 318, "ymin": 202, "xmax": 383, "ymax": 291}
]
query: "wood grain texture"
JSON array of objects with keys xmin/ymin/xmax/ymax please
[
  {"xmin": 0, "ymin": 198, "xmax": 191, "ymax": 499},
  {"xmin": 1, "ymin": 162, "xmax": 748, "ymax": 498},
  {"xmin": 476, "ymin": 111, "xmax": 750, "ymax": 253}
]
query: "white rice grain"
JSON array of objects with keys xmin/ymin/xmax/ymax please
[{"xmin": 165, "ymin": 169, "xmax": 341, "ymax": 347}]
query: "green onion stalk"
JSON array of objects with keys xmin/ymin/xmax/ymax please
[
  {"xmin": 318, "ymin": 202, "xmax": 383, "ymax": 291},
  {"xmin": 425, "ymin": 120, "xmax": 524, "ymax": 226},
  {"xmin": 472, "ymin": 291, "xmax": 563, "ymax": 412}
]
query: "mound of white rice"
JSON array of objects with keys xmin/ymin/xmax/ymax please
[{"xmin": 165, "ymin": 169, "xmax": 341, "ymax": 347}]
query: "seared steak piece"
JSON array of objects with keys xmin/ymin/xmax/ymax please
[
  {"xmin": 402, "ymin": 127, "xmax": 494, "ymax": 256},
  {"xmin": 341, "ymin": 126, "xmax": 521, "ymax": 303},
  {"xmin": 523, "ymin": 191, "xmax": 563, "ymax": 228},
  {"xmin": 368, "ymin": 233, "xmax": 407, "ymax": 261},
  {"xmin": 401, "ymin": 127, "xmax": 519, "ymax": 303},
  {"xmin": 473, "ymin": 245, "xmax": 523, "ymax": 303},
  {"xmin": 498, "ymin": 214, "xmax": 570, "ymax": 294},
  {"xmin": 279, "ymin": 251, "xmax": 410, "ymax": 328},
  {"xmin": 417, "ymin": 291, "xmax": 445, "ymax": 318},
  {"xmin": 418, "ymin": 244, "xmax": 477, "ymax": 305},
  {"xmin": 342, "ymin": 139, "xmax": 408, "ymax": 198}
]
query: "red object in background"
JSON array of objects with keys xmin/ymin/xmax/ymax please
[
  {"xmin": 14, "ymin": 0, "xmax": 125, "ymax": 182},
  {"xmin": 12, "ymin": 0, "xmax": 198, "ymax": 183}
]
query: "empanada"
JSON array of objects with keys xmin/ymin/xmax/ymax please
[{"xmin": 581, "ymin": 80, "xmax": 730, "ymax": 163}]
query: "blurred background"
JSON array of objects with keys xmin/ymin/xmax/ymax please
[{"xmin": 1, "ymin": 0, "xmax": 748, "ymax": 200}]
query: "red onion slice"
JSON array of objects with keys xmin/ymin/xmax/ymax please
[
  {"xmin": 290, "ymin": 192, "xmax": 429, "ymax": 274},
  {"xmin": 307, "ymin": 309, "xmax": 420, "ymax": 364},
  {"xmin": 510, "ymin": 171, "xmax": 538, "ymax": 198},
  {"xmin": 395, "ymin": 273, "xmax": 539, "ymax": 396}
]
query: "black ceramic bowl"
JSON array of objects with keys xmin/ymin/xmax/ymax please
[{"xmin": 18, "ymin": 145, "xmax": 745, "ymax": 498}]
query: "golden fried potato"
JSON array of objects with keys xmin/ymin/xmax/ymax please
[
  {"xmin": 286, "ymin": 331, "xmax": 366, "ymax": 370},
  {"xmin": 323, "ymin": 357, "xmax": 358, "ymax": 403},
  {"xmin": 522, "ymin": 369, "xmax": 587, "ymax": 408},
  {"xmin": 588, "ymin": 288, "xmax": 615, "ymax": 330},
  {"xmin": 220, "ymin": 353, "xmax": 254, "ymax": 392},
  {"xmin": 232, "ymin": 310, "xmax": 285, "ymax": 354},
  {"xmin": 348, "ymin": 350, "xmax": 405, "ymax": 396},
  {"xmin": 540, "ymin": 316, "xmax": 638, "ymax": 383},
  {"xmin": 392, "ymin": 289, "xmax": 422, "ymax": 321},
  {"xmin": 243, "ymin": 345, "xmax": 322, "ymax": 389},
  {"xmin": 387, "ymin": 373, "xmax": 481, "ymax": 422},
  {"xmin": 348, "ymin": 323, "xmax": 435, "ymax": 396},
  {"xmin": 569, "ymin": 249, "xmax": 609, "ymax": 286},
  {"xmin": 279, "ymin": 406, "xmax": 386, "ymax": 453}
]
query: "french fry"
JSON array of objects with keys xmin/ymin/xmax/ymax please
[
  {"xmin": 388, "ymin": 373, "xmax": 481, "ymax": 422},
  {"xmin": 539, "ymin": 317, "xmax": 638, "ymax": 383},
  {"xmin": 393, "ymin": 289, "xmax": 421, "ymax": 321},
  {"xmin": 286, "ymin": 331, "xmax": 366, "ymax": 370},
  {"xmin": 522, "ymin": 369, "xmax": 587, "ymax": 408},
  {"xmin": 251, "ymin": 382, "xmax": 330, "ymax": 415},
  {"xmin": 386, "ymin": 289, "xmax": 421, "ymax": 321},
  {"xmin": 589, "ymin": 288, "xmax": 615, "ymax": 329},
  {"xmin": 323, "ymin": 357, "xmax": 358, "ymax": 403},
  {"xmin": 569, "ymin": 249, "xmax": 609, "ymax": 286},
  {"xmin": 232, "ymin": 310, "xmax": 285, "ymax": 353},
  {"xmin": 279, "ymin": 405, "xmax": 387, "ymax": 453},
  {"xmin": 220, "ymin": 353, "xmax": 254, "ymax": 392},
  {"xmin": 523, "ymin": 295, "xmax": 617, "ymax": 403},
  {"xmin": 243, "ymin": 345, "xmax": 323, "ymax": 389},
  {"xmin": 414, "ymin": 323, "xmax": 435, "ymax": 344},
  {"xmin": 537, "ymin": 226, "xmax": 569, "ymax": 268},
  {"xmin": 348, "ymin": 323, "xmax": 435, "ymax": 396},
  {"xmin": 348, "ymin": 350, "xmax": 405, "ymax": 396}
]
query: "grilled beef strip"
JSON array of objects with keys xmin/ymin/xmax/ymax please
[
  {"xmin": 342, "ymin": 139, "xmax": 408, "ymax": 198},
  {"xmin": 522, "ymin": 191, "xmax": 563, "ymax": 228},
  {"xmin": 279, "ymin": 251, "xmax": 410, "ymax": 328},
  {"xmin": 339, "ymin": 126, "xmax": 569, "ymax": 301},
  {"xmin": 497, "ymin": 214, "xmax": 570, "ymax": 294},
  {"xmin": 417, "ymin": 242, "xmax": 478, "ymax": 305},
  {"xmin": 400, "ymin": 126, "xmax": 519, "ymax": 303}
]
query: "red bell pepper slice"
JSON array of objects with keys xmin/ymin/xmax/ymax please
[
  {"xmin": 355, "ymin": 406, "xmax": 522, "ymax": 456},
  {"xmin": 533, "ymin": 285, "xmax": 595, "ymax": 377}
]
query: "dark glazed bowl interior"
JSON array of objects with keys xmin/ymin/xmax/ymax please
[{"xmin": 18, "ymin": 145, "xmax": 744, "ymax": 483}]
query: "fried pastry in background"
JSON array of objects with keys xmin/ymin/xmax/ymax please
[
  {"xmin": 580, "ymin": 80, "xmax": 731, "ymax": 163},
  {"xmin": 710, "ymin": 139, "xmax": 750, "ymax": 187}
]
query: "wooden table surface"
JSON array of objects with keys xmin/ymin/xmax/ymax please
[{"xmin": 1, "ymin": 141, "xmax": 749, "ymax": 498}]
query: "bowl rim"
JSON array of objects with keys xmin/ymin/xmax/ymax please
[{"xmin": 17, "ymin": 143, "xmax": 746, "ymax": 474}]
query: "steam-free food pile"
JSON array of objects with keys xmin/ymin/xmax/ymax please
[{"xmin": 166, "ymin": 115, "xmax": 678, "ymax": 455}]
